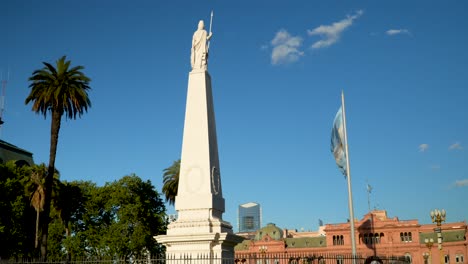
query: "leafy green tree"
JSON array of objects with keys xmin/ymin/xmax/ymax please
[
  {"xmin": 44, "ymin": 175, "xmax": 166, "ymax": 260},
  {"xmin": 47, "ymin": 181, "xmax": 88, "ymax": 261},
  {"xmin": 46, "ymin": 209, "xmax": 67, "ymax": 261},
  {"xmin": 25, "ymin": 56, "xmax": 91, "ymax": 259},
  {"xmin": 102, "ymin": 175, "xmax": 167, "ymax": 259},
  {"xmin": 0, "ymin": 162, "xmax": 36, "ymax": 259},
  {"xmin": 162, "ymin": 159, "xmax": 180, "ymax": 205},
  {"xmin": 61, "ymin": 181, "xmax": 98, "ymax": 259}
]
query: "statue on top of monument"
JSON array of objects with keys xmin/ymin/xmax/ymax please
[{"xmin": 191, "ymin": 19, "xmax": 212, "ymax": 71}]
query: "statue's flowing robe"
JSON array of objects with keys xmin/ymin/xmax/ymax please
[{"xmin": 191, "ymin": 29, "xmax": 208, "ymax": 70}]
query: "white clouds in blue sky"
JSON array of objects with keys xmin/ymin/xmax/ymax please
[
  {"xmin": 269, "ymin": 10, "xmax": 363, "ymax": 65},
  {"xmin": 308, "ymin": 10, "xmax": 364, "ymax": 49},
  {"xmin": 386, "ymin": 29, "xmax": 411, "ymax": 36},
  {"xmin": 270, "ymin": 29, "xmax": 304, "ymax": 65},
  {"xmin": 454, "ymin": 179, "xmax": 468, "ymax": 187},
  {"xmin": 449, "ymin": 142, "xmax": 463, "ymax": 150},
  {"xmin": 419, "ymin": 143, "xmax": 429, "ymax": 152}
]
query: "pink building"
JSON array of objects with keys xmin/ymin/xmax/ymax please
[{"xmin": 235, "ymin": 210, "xmax": 467, "ymax": 264}]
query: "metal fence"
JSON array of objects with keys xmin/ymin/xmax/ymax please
[
  {"xmin": 0, "ymin": 254, "xmax": 410, "ymax": 264},
  {"xmin": 235, "ymin": 253, "xmax": 409, "ymax": 264}
]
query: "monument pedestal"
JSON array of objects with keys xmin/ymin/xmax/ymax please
[{"xmin": 155, "ymin": 70, "xmax": 243, "ymax": 259}]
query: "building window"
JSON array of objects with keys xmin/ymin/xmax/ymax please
[
  {"xmin": 336, "ymin": 256, "xmax": 344, "ymax": 264},
  {"xmin": 333, "ymin": 235, "xmax": 344, "ymax": 245},
  {"xmin": 289, "ymin": 259, "xmax": 298, "ymax": 264},
  {"xmin": 361, "ymin": 233, "xmax": 383, "ymax": 245},
  {"xmin": 375, "ymin": 233, "xmax": 380, "ymax": 244},
  {"xmin": 244, "ymin": 216, "xmax": 254, "ymax": 230},
  {"xmin": 318, "ymin": 257, "xmax": 325, "ymax": 264},
  {"xmin": 455, "ymin": 254, "xmax": 464, "ymax": 263},
  {"xmin": 404, "ymin": 253, "xmax": 412, "ymax": 264},
  {"xmin": 400, "ymin": 232, "xmax": 412, "ymax": 243},
  {"xmin": 444, "ymin": 255, "xmax": 449, "ymax": 264}
]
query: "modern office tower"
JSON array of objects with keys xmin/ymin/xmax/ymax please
[{"xmin": 238, "ymin": 202, "xmax": 261, "ymax": 232}]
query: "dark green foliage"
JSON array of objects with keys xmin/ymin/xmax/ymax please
[
  {"xmin": 0, "ymin": 162, "xmax": 37, "ymax": 259},
  {"xmin": 84, "ymin": 175, "xmax": 166, "ymax": 259},
  {"xmin": 162, "ymin": 159, "xmax": 180, "ymax": 205},
  {"xmin": 0, "ymin": 162, "xmax": 167, "ymax": 260}
]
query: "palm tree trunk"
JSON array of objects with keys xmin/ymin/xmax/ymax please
[
  {"xmin": 40, "ymin": 109, "xmax": 62, "ymax": 260},
  {"xmin": 65, "ymin": 224, "xmax": 71, "ymax": 261},
  {"xmin": 35, "ymin": 209, "xmax": 40, "ymax": 248}
]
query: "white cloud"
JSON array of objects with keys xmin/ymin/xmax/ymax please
[
  {"xmin": 307, "ymin": 10, "xmax": 363, "ymax": 49},
  {"xmin": 419, "ymin": 143, "xmax": 429, "ymax": 152},
  {"xmin": 386, "ymin": 29, "xmax": 411, "ymax": 36},
  {"xmin": 449, "ymin": 142, "xmax": 463, "ymax": 150},
  {"xmin": 270, "ymin": 29, "xmax": 304, "ymax": 65},
  {"xmin": 454, "ymin": 179, "xmax": 468, "ymax": 187}
]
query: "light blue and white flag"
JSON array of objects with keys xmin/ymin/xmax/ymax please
[{"xmin": 331, "ymin": 106, "xmax": 347, "ymax": 177}]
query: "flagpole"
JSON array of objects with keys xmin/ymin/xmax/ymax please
[{"xmin": 341, "ymin": 90, "xmax": 357, "ymax": 261}]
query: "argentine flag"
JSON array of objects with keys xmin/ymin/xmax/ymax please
[{"xmin": 331, "ymin": 106, "xmax": 347, "ymax": 177}]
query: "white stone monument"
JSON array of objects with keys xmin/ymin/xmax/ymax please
[{"xmin": 155, "ymin": 16, "xmax": 243, "ymax": 260}]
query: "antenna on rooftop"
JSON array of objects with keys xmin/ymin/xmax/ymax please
[{"xmin": 0, "ymin": 69, "xmax": 9, "ymax": 137}]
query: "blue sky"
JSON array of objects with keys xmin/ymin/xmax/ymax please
[{"xmin": 2, "ymin": 1, "xmax": 467, "ymax": 232}]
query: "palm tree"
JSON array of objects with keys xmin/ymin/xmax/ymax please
[
  {"xmin": 30, "ymin": 164, "xmax": 47, "ymax": 249},
  {"xmin": 25, "ymin": 56, "xmax": 91, "ymax": 259},
  {"xmin": 29, "ymin": 164, "xmax": 61, "ymax": 250},
  {"xmin": 162, "ymin": 159, "xmax": 180, "ymax": 205}
]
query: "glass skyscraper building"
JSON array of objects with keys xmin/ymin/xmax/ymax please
[{"xmin": 238, "ymin": 202, "xmax": 261, "ymax": 233}]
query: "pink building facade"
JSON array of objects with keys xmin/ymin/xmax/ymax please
[{"xmin": 235, "ymin": 211, "xmax": 467, "ymax": 264}]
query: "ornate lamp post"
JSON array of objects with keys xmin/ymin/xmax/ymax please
[
  {"xmin": 259, "ymin": 246, "xmax": 268, "ymax": 264},
  {"xmin": 430, "ymin": 209, "xmax": 446, "ymax": 264},
  {"xmin": 423, "ymin": 253, "xmax": 430, "ymax": 264},
  {"xmin": 424, "ymin": 238, "xmax": 434, "ymax": 264}
]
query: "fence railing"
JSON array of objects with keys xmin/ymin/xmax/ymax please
[
  {"xmin": 0, "ymin": 253, "xmax": 410, "ymax": 264},
  {"xmin": 235, "ymin": 253, "xmax": 409, "ymax": 264}
]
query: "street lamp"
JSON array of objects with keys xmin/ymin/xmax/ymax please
[
  {"xmin": 259, "ymin": 246, "xmax": 268, "ymax": 264},
  {"xmin": 430, "ymin": 209, "xmax": 446, "ymax": 264},
  {"xmin": 424, "ymin": 238, "xmax": 434, "ymax": 264},
  {"xmin": 423, "ymin": 253, "xmax": 430, "ymax": 264}
]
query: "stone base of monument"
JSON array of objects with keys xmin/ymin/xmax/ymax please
[{"xmin": 156, "ymin": 227, "xmax": 244, "ymax": 260}]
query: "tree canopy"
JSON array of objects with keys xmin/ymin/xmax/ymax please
[{"xmin": 0, "ymin": 162, "xmax": 167, "ymax": 260}]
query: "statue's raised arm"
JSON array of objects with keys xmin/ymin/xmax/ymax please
[{"xmin": 190, "ymin": 20, "xmax": 212, "ymax": 71}]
